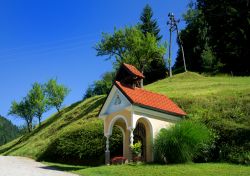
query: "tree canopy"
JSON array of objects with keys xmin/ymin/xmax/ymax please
[
  {"xmin": 27, "ymin": 82, "xmax": 49, "ymax": 126},
  {"xmin": 45, "ymin": 79, "xmax": 70, "ymax": 112},
  {"xmin": 139, "ymin": 4, "xmax": 162, "ymax": 41},
  {"xmin": 95, "ymin": 27, "xmax": 166, "ymax": 84},
  {"xmin": 174, "ymin": 0, "xmax": 250, "ymax": 75},
  {"xmin": 9, "ymin": 98, "xmax": 35, "ymax": 132}
]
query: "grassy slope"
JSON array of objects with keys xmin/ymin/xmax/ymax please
[
  {"xmin": 146, "ymin": 72, "xmax": 250, "ymax": 98},
  {"xmin": 146, "ymin": 72, "xmax": 250, "ymax": 126},
  {"xmin": 1, "ymin": 72, "xmax": 250, "ymax": 175},
  {"xmin": 0, "ymin": 95, "xmax": 106, "ymax": 159},
  {"xmin": 1, "ymin": 72, "xmax": 250, "ymax": 157}
]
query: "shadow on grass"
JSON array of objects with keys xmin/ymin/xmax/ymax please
[{"xmin": 40, "ymin": 164, "xmax": 88, "ymax": 172}]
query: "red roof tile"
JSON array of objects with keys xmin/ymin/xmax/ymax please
[
  {"xmin": 123, "ymin": 63, "xmax": 145, "ymax": 78},
  {"xmin": 115, "ymin": 81, "xmax": 186, "ymax": 116}
]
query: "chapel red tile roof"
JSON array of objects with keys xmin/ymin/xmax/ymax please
[
  {"xmin": 123, "ymin": 63, "xmax": 145, "ymax": 78},
  {"xmin": 115, "ymin": 81, "xmax": 186, "ymax": 116}
]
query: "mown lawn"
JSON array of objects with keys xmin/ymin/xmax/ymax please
[{"xmin": 44, "ymin": 162, "xmax": 250, "ymax": 176}]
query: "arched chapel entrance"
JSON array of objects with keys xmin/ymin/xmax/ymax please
[{"xmin": 98, "ymin": 63, "xmax": 186, "ymax": 165}]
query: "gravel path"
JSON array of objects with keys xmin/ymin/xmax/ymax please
[{"xmin": 0, "ymin": 156, "xmax": 79, "ymax": 176}]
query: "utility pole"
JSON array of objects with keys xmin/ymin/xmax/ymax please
[
  {"xmin": 167, "ymin": 13, "xmax": 174, "ymax": 77},
  {"xmin": 167, "ymin": 13, "xmax": 187, "ymax": 76}
]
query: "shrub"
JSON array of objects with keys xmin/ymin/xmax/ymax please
[
  {"xmin": 130, "ymin": 141, "xmax": 142, "ymax": 156},
  {"xmin": 38, "ymin": 118, "xmax": 123, "ymax": 165},
  {"xmin": 154, "ymin": 120, "xmax": 214, "ymax": 164},
  {"xmin": 229, "ymin": 151, "xmax": 250, "ymax": 165}
]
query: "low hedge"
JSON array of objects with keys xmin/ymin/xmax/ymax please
[{"xmin": 38, "ymin": 118, "xmax": 122, "ymax": 165}]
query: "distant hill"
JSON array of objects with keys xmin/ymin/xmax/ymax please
[
  {"xmin": 0, "ymin": 115, "xmax": 20, "ymax": 146},
  {"xmin": 0, "ymin": 72, "xmax": 249, "ymax": 164}
]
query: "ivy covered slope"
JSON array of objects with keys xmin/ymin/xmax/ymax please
[
  {"xmin": 146, "ymin": 72, "xmax": 250, "ymax": 163},
  {"xmin": 0, "ymin": 115, "xmax": 20, "ymax": 146},
  {"xmin": 0, "ymin": 95, "xmax": 122, "ymax": 165}
]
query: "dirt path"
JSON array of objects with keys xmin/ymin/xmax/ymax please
[{"xmin": 0, "ymin": 156, "xmax": 79, "ymax": 176}]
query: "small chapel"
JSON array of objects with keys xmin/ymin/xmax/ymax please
[{"xmin": 99, "ymin": 63, "xmax": 186, "ymax": 164}]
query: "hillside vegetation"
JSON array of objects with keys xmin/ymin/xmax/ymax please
[
  {"xmin": 0, "ymin": 72, "xmax": 249, "ymax": 164},
  {"xmin": 146, "ymin": 72, "xmax": 250, "ymax": 163},
  {"xmin": 0, "ymin": 95, "xmax": 122, "ymax": 165},
  {"xmin": 0, "ymin": 115, "xmax": 20, "ymax": 145}
]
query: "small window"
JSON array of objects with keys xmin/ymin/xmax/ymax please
[{"xmin": 114, "ymin": 95, "xmax": 122, "ymax": 105}]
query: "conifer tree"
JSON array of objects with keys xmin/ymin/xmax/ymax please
[{"xmin": 139, "ymin": 4, "xmax": 162, "ymax": 41}]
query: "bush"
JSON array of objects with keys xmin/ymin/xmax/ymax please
[
  {"xmin": 154, "ymin": 120, "xmax": 214, "ymax": 164},
  {"xmin": 229, "ymin": 151, "xmax": 250, "ymax": 165},
  {"xmin": 38, "ymin": 119, "xmax": 123, "ymax": 165}
]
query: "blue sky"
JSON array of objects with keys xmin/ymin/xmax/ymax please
[{"xmin": 0, "ymin": 0, "xmax": 189, "ymax": 126}]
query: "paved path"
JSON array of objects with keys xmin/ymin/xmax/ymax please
[{"xmin": 0, "ymin": 156, "xmax": 79, "ymax": 176}]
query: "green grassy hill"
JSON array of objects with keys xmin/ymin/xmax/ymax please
[{"xmin": 0, "ymin": 72, "xmax": 249, "ymax": 164}]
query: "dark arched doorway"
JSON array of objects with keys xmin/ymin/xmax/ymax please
[{"xmin": 133, "ymin": 122, "xmax": 146, "ymax": 161}]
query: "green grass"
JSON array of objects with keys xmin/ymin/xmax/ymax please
[
  {"xmin": 145, "ymin": 72, "xmax": 250, "ymax": 98},
  {"xmin": 1, "ymin": 72, "xmax": 250, "ymax": 165},
  {"xmin": 44, "ymin": 162, "xmax": 250, "ymax": 176},
  {"xmin": 0, "ymin": 95, "xmax": 106, "ymax": 159}
]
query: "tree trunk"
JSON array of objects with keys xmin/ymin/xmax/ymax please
[{"xmin": 56, "ymin": 107, "xmax": 60, "ymax": 113}]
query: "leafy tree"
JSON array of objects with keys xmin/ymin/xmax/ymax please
[
  {"xmin": 28, "ymin": 82, "xmax": 49, "ymax": 126},
  {"xmin": 139, "ymin": 4, "xmax": 162, "ymax": 41},
  {"xmin": 198, "ymin": 0, "xmax": 250, "ymax": 75},
  {"xmin": 83, "ymin": 72, "xmax": 115, "ymax": 99},
  {"xmin": 174, "ymin": 0, "xmax": 250, "ymax": 75},
  {"xmin": 173, "ymin": 6, "xmax": 210, "ymax": 73},
  {"xmin": 45, "ymin": 79, "xmax": 70, "ymax": 112},
  {"xmin": 9, "ymin": 98, "xmax": 35, "ymax": 132},
  {"xmin": 95, "ymin": 27, "xmax": 166, "ymax": 84}
]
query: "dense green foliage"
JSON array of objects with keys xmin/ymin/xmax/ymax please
[
  {"xmin": 9, "ymin": 79, "xmax": 69, "ymax": 132},
  {"xmin": 146, "ymin": 72, "xmax": 250, "ymax": 164},
  {"xmin": 174, "ymin": 0, "xmax": 250, "ymax": 75},
  {"xmin": 27, "ymin": 82, "xmax": 48, "ymax": 126},
  {"xmin": 139, "ymin": 4, "xmax": 162, "ymax": 41},
  {"xmin": 83, "ymin": 72, "xmax": 115, "ymax": 100},
  {"xmin": 9, "ymin": 98, "xmax": 35, "ymax": 132},
  {"xmin": 95, "ymin": 27, "xmax": 166, "ymax": 84},
  {"xmin": 39, "ymin": 118, "xmax": 122, "ymax": 165},
  {"xmin": 0, "ymin": 115, "xmax": 20, "ymax": 146},
  {"xmin": 154, "ymin": 121, "xmax": 213, "ymax": 163},
  {"xmin": 95, "ymin": 4, "xmax": 167, "ymax": 85},
  {"xmin": 1, "ymin": 95, "xmax": 122, "ymax": 165},
  {"xmin": 45, "ymin": 162, "xmax": 250, "ymax": 176},
  {"xmin": 45, "ymin": 79, "xmax": 70, "ymax": 112}
]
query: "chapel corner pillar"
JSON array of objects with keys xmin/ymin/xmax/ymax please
[
  {"xmin": 105, "ymin": 134, "xmax": 111, "ymax": 165},
  {"xmin": 128, "ymin": 127, "xmax": 134, "ymax": 162}
]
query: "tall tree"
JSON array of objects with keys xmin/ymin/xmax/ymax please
[
  {"xmin": 174, "ymin": 0, "xmax": 250, "ymax": 75},
  {"xmin": 95, "ymin": 27, "xmax": 166, "ymax": 84},
  {"xmin": 45, "ymin": 79, "xmax": 70, "ymax": 112},
  {"xmin": 9, "ymin": 98, "xmax": 35, "ymax": 133},
  {"xmin": 139, "ymin": 4, "xmax": 162, "ymax": 41},
  {"xmin": 198, "ymin": 0, "xmax": 250, "ymax": 75},
  {"xmin": 28, "ymin": 82, "xmax": 49, "ymax": 126}
]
